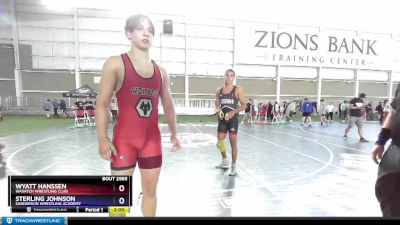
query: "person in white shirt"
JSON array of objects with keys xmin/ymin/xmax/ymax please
[{"xmin": 326, "ymin": 102, "xmax": 335, "ymax": 123}]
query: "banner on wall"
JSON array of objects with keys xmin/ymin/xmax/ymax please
[{"xmin": 235, "ymin": 21, "xmax": 395, "ymax": 70}]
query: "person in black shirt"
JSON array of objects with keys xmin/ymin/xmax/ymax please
[
  {"xmin": 74, "ymin": 98, "xmax": 85, "ymax": 120},
  {"xmin": 84, "ymin": 97, "xmax": 94, "ymax": 110},
  {"xmin": 52, "ymin": 99, "xmax": 59, "ymax": 118},
  {"xmin": 376, "ymin": 102, "xmax": 384, "ymax": 124},
  {"xmin": 344, "ymin": 93, "xmax": 368, "ymax": 142},
  {"xmin": 372, "ymin": 84, "xmax": 400, "ymax": 217},
  {"xmin": 215, "ymin": 69, "xmax": 246, "ymax": 176},
  {"xmin": 59, "ymin": 99, "xmax": 67, "ymax": 118},
  {"xmin": 74, "ymin": 99, "xmax": 85, "ymax": 110}
]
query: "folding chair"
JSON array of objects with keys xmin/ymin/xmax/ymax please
[
  {"xmin": 272, "ymin": 110, "xmax": 281, "ymax": 123},
  {"xmin": 74, "ymin": 109, "xmax": 88, "ymax": 128},
  {"xmin": 85, "ymin": 109, "xmax": 96, "ymax": 126},
  {"xmin": 250, "ymin": 111, "xmax": 257, "ymax": 124}
]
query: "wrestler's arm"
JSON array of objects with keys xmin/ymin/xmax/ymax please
[
  {"xmin": 159, "ymin": 66, "xmax": 181, "ymax": 151},
  {"xmin": 95, "ymin": 56, "xmax": 119, "ymax": 160}
]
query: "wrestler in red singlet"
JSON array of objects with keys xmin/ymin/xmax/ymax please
[{"xmin": 111, "ymin": 53, "xmax": 162, "ymax": 170}]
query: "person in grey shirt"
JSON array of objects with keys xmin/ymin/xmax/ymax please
[{"xmin": 344, "ymin": 93, "xmax": 368, "ymax": 142}]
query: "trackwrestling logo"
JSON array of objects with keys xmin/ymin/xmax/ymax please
[{"xmin": 2, "ymin": 217, "xmax": 64, "ymax": 225}]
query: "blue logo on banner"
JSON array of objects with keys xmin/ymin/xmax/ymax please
[{"xmin": 2, "ymin": 217, "xmax": 64, "ymax": 225}]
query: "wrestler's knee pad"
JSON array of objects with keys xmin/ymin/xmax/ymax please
[{"xmin": 216, "ymin": 140, "xmax": 226, "ymax": 153}]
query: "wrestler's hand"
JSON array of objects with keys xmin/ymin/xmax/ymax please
[
  {"xmin": 225, "ymin": 110, "xmax": 235, "ymax": 120},
  {"xmin": 99, "ymin": 137, "xmax": 118, "ymax": 161},
  {"xmin": 171, "ymin": 135, "xmax": 182, "ymax": 152},
  {"xmin": 218, "ymin": 110, "xmax": 224, "ymax": 120},
  {"xmin": 372, "ymin": 145, "xmax": 384, "ymax": 165}
]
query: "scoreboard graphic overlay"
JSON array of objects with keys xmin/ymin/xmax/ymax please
[{"xmin": 8, "ymin": 176, "xmax": 132, "ymax": 213}]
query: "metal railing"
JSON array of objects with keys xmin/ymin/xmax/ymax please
[{"xmin": 0, "ymin": 96, "xmax": 217, "ymax": 115}]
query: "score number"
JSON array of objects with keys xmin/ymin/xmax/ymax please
[{"xmin": 117, "ymin": 196, "xmax": 127, "ymax": 205}]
